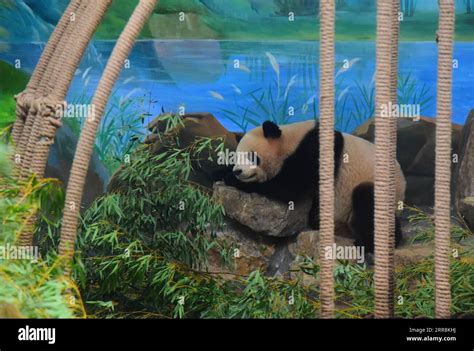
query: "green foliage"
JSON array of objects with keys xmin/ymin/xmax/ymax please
[
  {"xmin": 0, "ymin": 93, "xmax": 16, "ymax": 130},
  {"xmin": 75, "ymin": 114, "xmax": 321, "ymax": 318},
  {"xmin": 66, "ymin": 85, "xmax": 155, "ymax": 173},
  {"xmin": 75, "ymin": 115, "xmax": 228, "ymax": 316},
  {"xmin": 407, "ymin": 206, "xmax": 473, "ymax": 245},
  {"xmin": 0, "ymin": 144, "xmax": 82, "ymax": 318},
  {"xmin": 332, "ymin": 257, "xmax": 474, "ymax": 318}
]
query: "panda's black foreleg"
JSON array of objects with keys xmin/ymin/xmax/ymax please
[
  {"xmin": 350, "ymin": 182, "xmax": 403, "ymax": 255},
  {"xmin": 350, "ymin": 182, "xmax": 375, "ymax": 254},
  {"xmin": 308, "ymin": 196, "xmax": 320, "ymax": 230}
]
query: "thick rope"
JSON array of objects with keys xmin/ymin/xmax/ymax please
[
  {"xmin": 374, "ymin": 0, "xmax": 396, "ymax": 318},
  {"xmin": 318, "ymin": 0, "xmax": 335, "ymax": 318},
  {"xmin": 18, "ymin": 0, "xmax": 111, "ymax": 247},
  {"xmin": 59, "ymin": 0, "xmax": 158, "ymax": 263},
  {"xmin": 386, "ymin": 0, "xmax": 400, "ymax": 317},
  {"xmin": 16, "ymin": 0, "xmax": 90, "ymax": 247},
  {"xmin": 16, "ymin": 1, "xmax": 86, "ymax": 164},
  {"xmin": 20, "ymin": 0, "xmax": 93, "ymax": 180},
  {"xmin": 435, "ymin": 0, "xmax": 454, "ymax": 319},
  {"xmin": 31, "ymin": 0, "xmax": 112, "ymax": 178},
  {"xmin": 12, "ymin": 0, "xmax": 82, "ymax": 146}
]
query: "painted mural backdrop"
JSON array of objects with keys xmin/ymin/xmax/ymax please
[{"xmin": 1, "ymin": 0, "xmax": 473, "ymax": 146}]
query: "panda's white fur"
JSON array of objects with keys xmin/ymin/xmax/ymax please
[{"xmin": 335, "ymin": 132, "xmax": 406, "ymax": 224}]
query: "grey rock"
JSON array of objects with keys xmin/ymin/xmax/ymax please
[
  {"xmin": 354, "ymin": 116, "xmax": 463, "ymax": 207},
  {"xmin": 213, "ymin": 182, "xmax": 312, "ymax": 237},
  {"xmin": 454, "ymin": 110, "xmax": 474, "ymax": 230}
]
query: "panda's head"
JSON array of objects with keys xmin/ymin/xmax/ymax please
[{"xmin": 232, "ymin": 120, "xmax": 300, "ymax": 183}]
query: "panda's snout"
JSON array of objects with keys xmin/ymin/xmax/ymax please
[{"xmin": 233, "ymin": 168, "xmax": 243, "ymax": 176}]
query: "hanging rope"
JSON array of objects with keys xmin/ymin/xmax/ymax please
[
  {"xmin": 19, "ymin": 0, "xmax": 94, "ymax": 180},
  {"xmin": 30, "ymin": 0, "xmax": 112, "ymax": 178},
  {"xmin": 17, "ymin": 0, "xmax": 111, "ymax": 247},
  {"xmin": 374, "ymin": 0, "xmax": 397, "ymax": 318},
  {"xmin": 59, "ymin": 0, "xmax": 158, "ymax": 263},
  {"xmin": 318, "ymin": 0, "xmax": 335, "ymax": 319},
  {"xmin": 12, "ymin": 0, "xmax": 82, "ymax": 147},
  {"xmin": 435, "ymin": 0, "xmax": 454, "ymax": 319},
  {"xmin": 15, "ymin": 0, "xmax": 86, "ymax": 247}
]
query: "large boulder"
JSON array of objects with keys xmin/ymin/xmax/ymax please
[
  {"xmin": 45, "ymin": 122, "xmax": 109, "ymax": 209},
  {"xmin": 354, "ymin": 117, "xmax": 463, "ymax": 206},
  {"xmin": 454, "ymin": 110, "xmax": 474, "ymax": 230},
  {"xmin": 213, "ymin": 182, "xmax": 312, "ymax": 237}
]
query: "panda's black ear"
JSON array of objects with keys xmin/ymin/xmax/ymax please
[
  {"xmin": 233, "ymin": 132, "xmax": 244, "ymax": 143},
  {"xmin": 262, "ymin": 121, "xmax": 282, "ymax": 139}
]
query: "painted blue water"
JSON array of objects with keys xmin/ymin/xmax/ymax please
[{"xmin": 1, "ymin": 40, "xmax": 473, "ymax": 132}]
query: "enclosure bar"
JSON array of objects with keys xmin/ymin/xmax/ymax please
[
  {"xmin": 12, "ymin": 0, "xmax": 82, "ymax": 146},
  {"xmin": 318, "ymin": 0, "xmax": 336, "ymax": 319},
  {"xmin": 374, "ymin": 0, "xmax": 396, "ymax": 318},
  {"xmin": 435, "ymin": 0, "xmax": 454, "ymax": 319},
  {"xmin": 387, "ymin": 0, "xmax": 400, "ymax": 316},
  {"xmin": 59, "ymin": 0, "xmax": 159, "ymax": 262}
]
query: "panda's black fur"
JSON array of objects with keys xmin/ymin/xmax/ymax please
[{"xmin": 218, "ymin": 120, "xmax": 403, "ymax": 253}]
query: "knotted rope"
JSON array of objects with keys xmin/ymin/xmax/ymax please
[
  {"xmin": 17, "ymin": 0, "xmax": 111, "ymax": 247},
  {"xmin": 31, "ymin": 0, "xmax": 112, "ymax": 179},
  {"xmin": 19, "ymin": 0, "xmax": 94, "ymax": 179},
  {"xmin": 318, "ymin": 0, "xmax": 335, "ymax": 318},
  {"xmin": 59, "ymin": 0, "xmax": 158, "ymax": 263},
  {"xmin": 435, "ymin": 0, "xmax": 454, "ymax": 319},
  {"xmin": 12, "ymin": 0, "xmax": 82, "ymax": 147}
]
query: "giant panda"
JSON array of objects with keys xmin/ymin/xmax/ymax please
[{"xmin": 218, "ymin": 120, "xmax": 406, "ymax": 253}]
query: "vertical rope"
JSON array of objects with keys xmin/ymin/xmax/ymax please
[
  {"xmin": 319, "ymin": 0, "xmax": 335, "ymax": 319},
  {"xmin": 435, "ymin": 0, "xmax": 454, "ymax": 319},
  {"xmin": 374, "ymin": 0, "xmax": 396, "ymax": 318},
  {"xmin": 387, "ymin": 0, "xmax": 400, "ymax": 316},
  {"xmin": 59, "ymin": 0, "xmax": 158, "ymax": 264}
]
